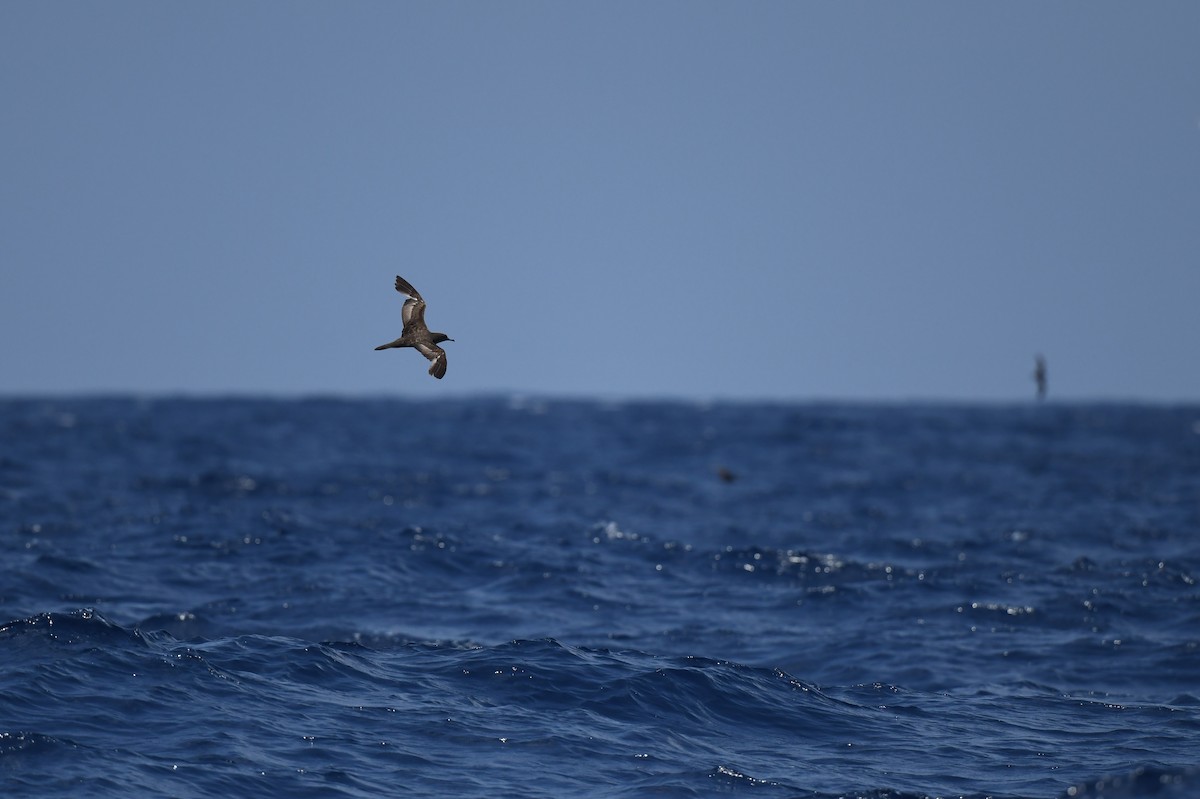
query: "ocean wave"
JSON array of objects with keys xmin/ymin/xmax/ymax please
[{"xmin": 3, "ymin": 399, "xmax": 1199, "ymax": 797}]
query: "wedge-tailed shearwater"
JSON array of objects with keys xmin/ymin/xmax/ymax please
[
  {"xmin": 374, "ymin": 276, "xmax": 454, "ymax": 379},
  {"xmin": 1033, "ymin": 354, "xmax": 1047, "ymax": 401}
]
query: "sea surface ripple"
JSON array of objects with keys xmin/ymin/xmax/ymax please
[{"xmin": 1, "ymin": 398, "xmax": 1198, "ymax": 797}]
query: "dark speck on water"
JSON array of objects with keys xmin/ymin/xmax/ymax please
[{"xmin": 1, "ymin": 397, "xmax": 1198, "ymax": 798}]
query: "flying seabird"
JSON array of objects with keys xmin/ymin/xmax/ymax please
[
  {"xmin": 1033, "ymin": 354, "xmax": 1047, "ymax": 401},
  {"xmin": 374, "ymin": 276, "xmax": 454, "ymax": 379}
]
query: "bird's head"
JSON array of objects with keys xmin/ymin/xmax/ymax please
[{"xmin": 432, "ymin": 333, "xmax": 454, "ymax": 344}]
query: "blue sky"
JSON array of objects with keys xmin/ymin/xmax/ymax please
[{"xmin": 3, "ymin": 3, "xmax": 1198, "ymax": 401}]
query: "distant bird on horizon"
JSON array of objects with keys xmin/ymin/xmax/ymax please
[
  {"xmin": 375, "ymin": 276, "xmax": 454, "ymax": 379},
  {"xmin": 1033, "ymin": 354, "xmax": 1047, "ymax": 401}
]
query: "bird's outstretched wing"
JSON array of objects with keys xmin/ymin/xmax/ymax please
[
  {"xmin": 394, "ymin": 275, "xmax": 424, "ymax": 301},
  {"xmin": 415, "ymin": 343, "xmax": 448, "ymax": 379},
  {"xmin": 394, "ymin": 276, "xmax": 428, "ymax": 331}
]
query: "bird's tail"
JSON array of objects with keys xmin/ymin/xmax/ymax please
[{"xmin": 374, "ymin": 340, "xmax": 402, "ymax": 351}]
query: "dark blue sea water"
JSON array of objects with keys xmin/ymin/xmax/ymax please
[{"xmin": 2, "ymin": 397, "xmax": 1198, "ymax": 798}]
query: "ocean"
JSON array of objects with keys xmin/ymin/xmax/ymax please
[{"xmin": 1, "ymin": 397, "xmax": 1197, "ymax": 798}]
